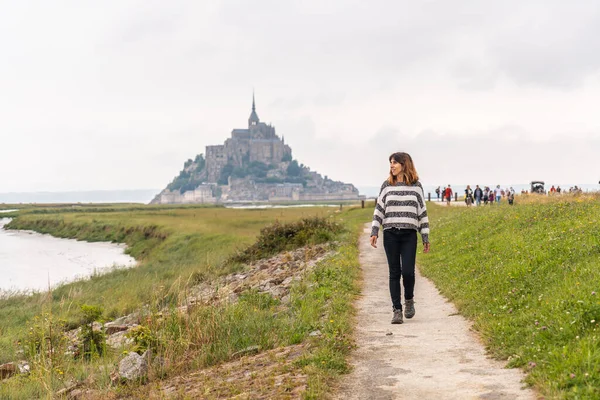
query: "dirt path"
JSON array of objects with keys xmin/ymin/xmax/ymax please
[{"xmin": 335, "ymin": 225, "xmax": 538, "ymax": 400}]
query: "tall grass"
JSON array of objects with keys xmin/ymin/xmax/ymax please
[
  {"xmin": 517, "ymin": 191, "xmax": 600, "ymax": 205},
  {"xmin": 1, "ymin": 207, "xmax": 340, "ymax": 359},
  {"xmin": 0, "ymin": 204, "xmax": 372, "ymax": 399},
  {"xmin": 420, "ymin": 197, "xmax": 600, "ymax": 399}
]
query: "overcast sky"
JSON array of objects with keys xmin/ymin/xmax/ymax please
[{"xmin": 1, "ymin": 0, "xmax": 599, "ymax": 193}]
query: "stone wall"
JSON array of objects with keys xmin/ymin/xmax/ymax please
[
  {"xmin": 206, "ymin": 145, "xmax": 227, "ymax": 183},
  {"xmin": 268, "ymin": 184, "xmax": 302, "ymax": 201},
  {"xmin": 224, "ymin": 138, "xmax": 250, "ymax": 167},
  {"xmin": 160, "ymin": 180, "xmax": 362, "ymax": 204},
  {"xmin": 159, "ymin": 185, "xmax": 217, "ymax": 204}
]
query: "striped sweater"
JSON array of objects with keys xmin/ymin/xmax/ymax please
[{"xmin": 371, "ymin": 180, "xmax": 430, "ymax": 243}]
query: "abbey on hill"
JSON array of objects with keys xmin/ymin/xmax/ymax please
[{"xmin": 151, "ymin": 95, "xmax": 362, "ymax": 204}]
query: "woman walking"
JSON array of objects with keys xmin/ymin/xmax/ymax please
[
  {"xmin": 465, "ymin": 185, "xmax": 474, "ymax": 207},
  {"xmin": 370, "ymin": 152, "xmax": 430, "ymax": 324}
]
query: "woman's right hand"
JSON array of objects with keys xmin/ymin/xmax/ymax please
[{"xmin": 370, "ymin": 235, "xmax": 378, "ymax": 248}]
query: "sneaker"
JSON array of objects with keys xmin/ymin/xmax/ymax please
[
  {"xmin": 404, "ymin": 299, "xmax": 415, "ymax": 319},
  {"xmin": 391, "ymin": 308, "xmax": 403, "ymax": 324}
]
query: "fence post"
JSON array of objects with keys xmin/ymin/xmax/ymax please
[
  {"xmin": 455, "ymin": 193, "xmax": 458, "ymax": 202},
  {"xmin": 361, "ymin": 200, "xmax": 365, "ymax": 208},
  {"xmin": 428, "ymin": 193, "xmax": 431, "ymax": 202}
]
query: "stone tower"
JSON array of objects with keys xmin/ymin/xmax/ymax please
[{"xmin": 205, "ymin": 94, "xmax": 292, "ymax": 182}]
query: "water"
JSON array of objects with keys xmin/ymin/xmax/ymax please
[
  {"xmin": 0, "ymin": 189, "xmax": 158, "ymax": 204},
  {"xmin": 0, "ymin": 218, "xmax": 136, "ymax": 294}
]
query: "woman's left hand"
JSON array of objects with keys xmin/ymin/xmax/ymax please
[{"xmin": 423, "ymin": 243, "xmax": 430, "ymax": 253}]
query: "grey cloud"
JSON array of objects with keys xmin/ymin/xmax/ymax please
[
  {"xmin": 453, "ymin": 2, "xmax": 600, "ymax": 89},
  {"xmin": 281, "ymin": 123, "xmax": 600, "ymax": 188},
  {"xmin": 269, "ymin": 91, "xmax": 346, "ymax": 110},
  {"xmin": 2, "ymin": 1, "xmax": 600, "ymax": 193},
  {"xmin": 452, "ymin": 58, "xmax": 500, "ymax": 91},
  {"xmin": 215, "ymin": 0, "xmax": 600, "ymax": 90},
  {"xmin": 213, "ymin": 1, "xmax": 479, "ymax": 84},
  {"xmin": 270, "ymin": 96, "xmax": 308, "ymax": 110},
  {"xmin": 313, "ymin": 92, "xmax": 346, "ymax": 107},
  {"xmin": 489, "ymin": 14, "xmax": 600, "ymax": 88}
]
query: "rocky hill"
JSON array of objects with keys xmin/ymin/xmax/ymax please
[{"xmin": 151, "ymin": 96, "xmax": 362, "ymax": 204}]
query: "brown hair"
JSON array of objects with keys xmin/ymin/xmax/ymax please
[{"xmin": 388, "ymin": 152, "xmax": 419, "ymax": 185}]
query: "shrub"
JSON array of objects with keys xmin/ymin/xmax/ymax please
[
  {"xmin": 286, "ymin": 160, "xmax": 301, "ymax": 176},
  {"xmin": 228, "ymin": 217, "xmax": 342, "ymax": 264},
  {"xmin": 79, "ymin": 304, "xmax": 105, "ymax": 360},
  {"xmin": 126, "ymin": 325, "xmax": 159, "ymax": 355},
  {"xmin": 218, "ymin": 164, "xmax": 235, "ymax": 185},
  {"xmin": 194, "ymin": 154, "xmax": 206, "ymax": 172}
]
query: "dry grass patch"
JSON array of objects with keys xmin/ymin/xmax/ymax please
[
  {"xmin": 516, "ymin": 192, "xmax": 600, "ymax": 205},
  {"xmin": 147, "ymin": 344, "xmax": 309, "ymax": 399}
]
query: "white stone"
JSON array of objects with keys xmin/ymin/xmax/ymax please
[{"xmin": 118, "ymin": 352, "xmax": 148, "ymax": 381}]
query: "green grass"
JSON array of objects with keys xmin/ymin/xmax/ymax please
[
  {"xmin": 0, "ymin": 203, "xmax": 373, "ymax": 399},
  {"xmin": 418, "ymin": 198, "xmax": 600, "ymax": 399},
  {"xmin": 0, "ymin": 206, "xmax": 343, "ymax": 358},
  {"xmin": 9, "ymin": 196, "xmax": 600, "ymax": 398}
]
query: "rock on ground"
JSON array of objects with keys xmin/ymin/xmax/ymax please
[
  {"xmin": 0, "ymin": 363, "xmax": 17, "ymax": 380},
  {"xmin": 118, "ymin": 352, "xmax": 148, "ymax": 381},
  {"xmin": 186, "ymin": 244, "xmax": 333, "ymax": 307}
]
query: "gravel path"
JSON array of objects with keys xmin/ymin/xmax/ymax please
[{"xmin": 335, "ymin": 225, "xmax": 538, "ymax": 400}]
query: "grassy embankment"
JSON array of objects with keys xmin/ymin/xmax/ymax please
[
  {"xmin": 9, "ymin": 193, "xmax": 600, "ymax": 398},
  {"xmin": 0, "ymin": 204, "xmax": 373, "ymax": 399},
  {"xmin": 420, "ymin": 193, "xmax": 600, "ymax": 399}
]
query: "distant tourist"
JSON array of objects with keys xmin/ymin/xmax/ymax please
[
  {"xmin": 465, "ymin": 185, "xmax": 474, "ymax": 207},
  {"xmin": 474, "ymin": 185, "xmax": 483, "ymax": 206},
  {"xmin": 445, "ymin": 185, "xmax": 453, "ymax": 206},
  {"xmin": 489, "ymin": 189, "xmax": 495, "ymax": 205},
  {"xmin": 473, "ymin": 185, "xmax": 483, "ymax": 206},
  {"xmin": 508, "ymin": 187, "xmax": 515, "ymax": 205},
  {"xmin": 483, "ymin": 187, "xmax": 490, "ymax": 205},
  {"xmin": 435, "ymin": 186, "xmax": 441, "ymax": 201},
  {"xmin": 495, "ymin": 185, "xmax": 502, "ymax": 204},
  {"xmin": 557, "ymin": 186, "xmax": 562, "ymax": 193},
  {"xmin": 370, "ymin": 152, "xmax": 430, "ymax": 325}
]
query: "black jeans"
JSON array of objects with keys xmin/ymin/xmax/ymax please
[{"xmin": 383, "ymin": 228, "xmax": 417, "ymax": 310}]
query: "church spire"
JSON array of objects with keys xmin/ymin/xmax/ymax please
[{"xmin": 248, "ymin": 91, "xmax": 260, "ymax": 127}]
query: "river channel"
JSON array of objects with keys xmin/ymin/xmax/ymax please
[{"xmin": 0, "ymin": 218, "xmax": 136, "ymax": 294}]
